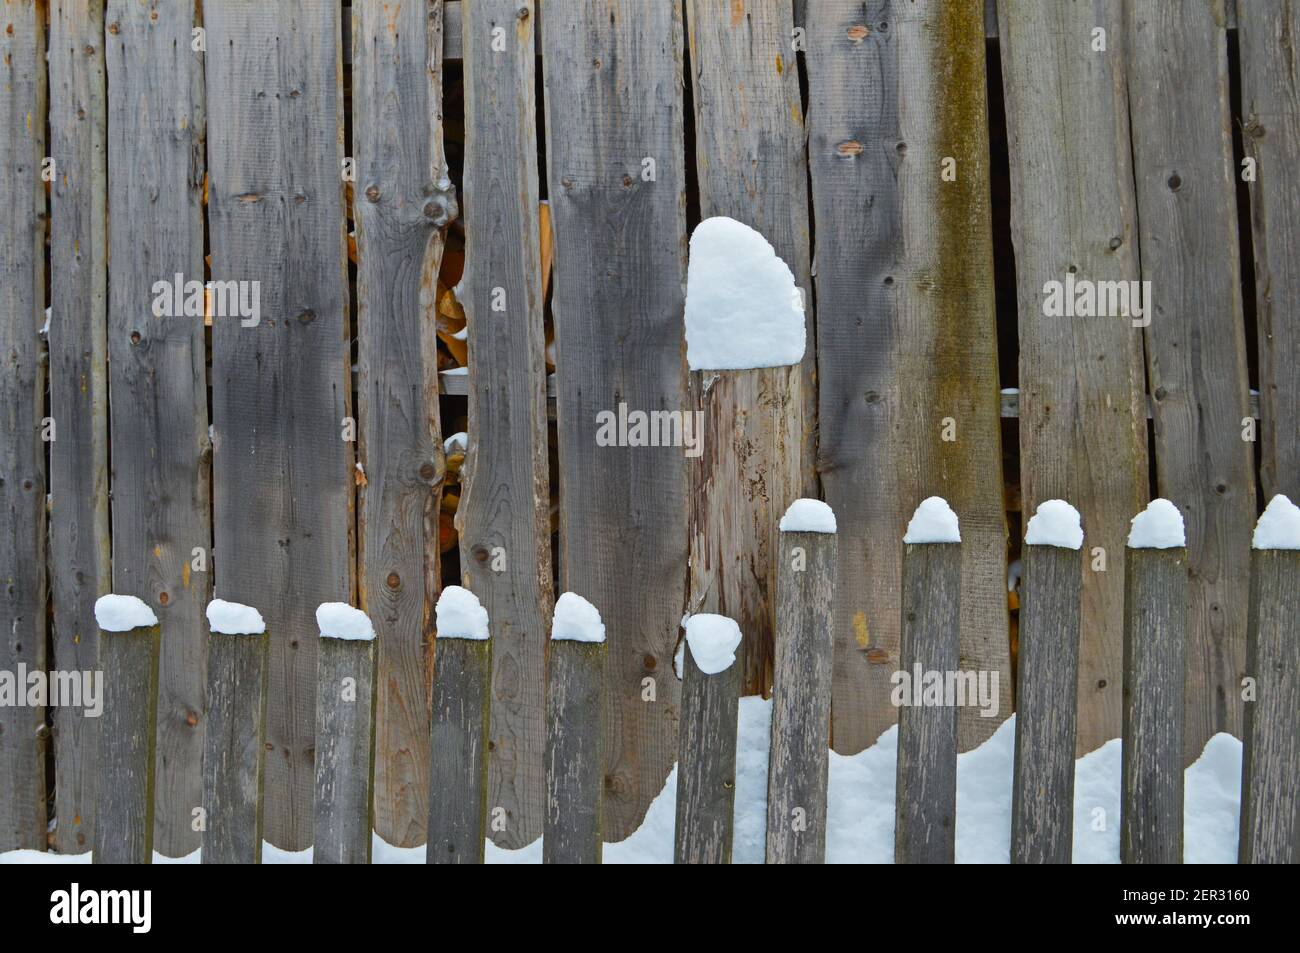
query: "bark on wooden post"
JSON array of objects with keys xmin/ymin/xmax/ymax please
[
  {"xmin": 313, "ymin": 605, "xmax": 378, "ymax": 865},
  {"xmin": 1121, "ymin": 500, "xmax": 1188, "ymax": 864},
  {"xmin": 92, "ymin": 596, "xmax": 162, "ymax": 865},
  {"xmin": 544, "ymin": 594, "xmax": 607, "ymax": 865},
  {"xmin": 895, "ymin": 498, "xmax": 962, "ymax": 864},
  {"xmin": 1012, "ymin": 501, "xmax": 1084, "ymax": 864},
  {"xmin": 201, "ymin": 601, "xmax": 269, "ymax": 865},
  {"xmin": 674, "ymin": 614, "xmax": 744, "ymax": 864},
  {"xmin": 767, "ymin": 500, "xmax": 838, "ymax": 864},
  {"xmin": 427, "ymin": 587, "xmax": 492, "ymax": 864},
  {"xmin": 1240, "ymin": 495, "xmax": 1300, "ymax": 864}
]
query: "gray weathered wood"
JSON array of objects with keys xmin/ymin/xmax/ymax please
[
  {"xmin": 1239, "ymin": 548, "xmax": 1300, "ymax": 863},
  {"xmin": 427, "ymin": 637, "xmax": 491, "ymax": 864},
  {"xmin": 0, "ymin": 0, "xmax": 47, "ymax": 855},
  {"xmin": 1126, "ymin": 0, "xmax": 1254, "ymax": 763},
  {"xmin": 105, "ymin": 0, "xmax": 211, "ymax": 858},
  {"xmin": 766, "ymin": 530, "xmax": 837, "ymax": 864},
  {"xmin": 205, "ymin": 1, "xmax": 354, "ymax": 850},
  {"xmin": 1121, "ymin": 546, "xmax": 1187, "ymax": 864},
  {"xmin": 1011, "ymin": 543, "xmax": 1083, "ymax": 864},
  {"xmin": 998, "ymin": 0, "xmax": 1148, "ymax": 756},
  {"xmin": 895, "ymin": 542, "xmax": 961, "ymax": 864},
  {"xmin": 313, "ymin": 636, "xmax": 378, "ymax": 865},
  {"xmin": 674, "ymin": 639, "xmax": 742, "ymax": 864},
  {"xmin": 93, "ymin": 623, "xmax": 162, "ymax": 864},
  {"xmin": 541, "ymin": 0, "xmax": 690, "ymax": 839},
  {"xmin": 456, "ymin": 0, "xmax": 553, "ymax": 850},
  {"xmin": 201, "ymin": 630, "xmax": 270, "ymax": 864},
  {"xmin": 352, "ymin": 0, "xmax": 451, "ymax": 850},
  {"xmin": 544, "ymin": 639, "xmax": 606, "ymax": 864}
]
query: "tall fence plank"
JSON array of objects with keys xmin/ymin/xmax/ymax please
[
  {"xmin": 205, "ymin": 1, "xmax": 354, "ymax": 850},
  {"xmin": 457, "ymin": 0, "xmax": 553, "ymax": 850},
  {"xmin": 313, "ymin": 634, "xmax": 378, "ymax": 865},
  {"xmin": 0, "ymin": 0, "xmax": 47, "ymax": 854},
  {"xmin": 1126, "ymin": 0, "xmax": 1254, "ymax": 762},
  {"xmin": 427, "ymin": 636, "xmax": 492, "ymax": 864},
  {"xmin": 353, "ymin": 0, "xmax": 452, "ymax": 850},
  {"xmin": 542, "ymin": 0, "xmax": 690, "ymax": 838},
  {"xmin": 544, "ymin": 639, "xmax": 606, "ymax": 864},
  {"xmin": 998, "ymin": 0, "xmax": 1148, "ymax": 755}
]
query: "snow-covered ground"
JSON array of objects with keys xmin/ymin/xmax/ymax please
[{"xmin": 1, "ymin": 696, "xmax": 1241, "ymax": 865}]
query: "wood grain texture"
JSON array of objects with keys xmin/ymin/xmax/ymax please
[
  {"xmin": 1239, "ymin": 549, "xmax": 1299, "ymax": 863},
  {"xmin": 1125, "ymin": 0, "xmax": 1254, "ymax": 763},
  {"xmin": 427, "ymin": 637, "xmax": 491, "ymax": 864},
  {"xmin": 457, "ymin": 0, "xmax": 553, "ymax": 850},
  {"xmin": 1011, "ymin": 543, "xmax": 1082, "ymax": 864},
  {"xmin": 998, "ymin": 0, "xmax": 1148, "ymax": 756},
  {"xmin": 1238, "ymin": 1, "xmax": 1300, "ymax": 504},
  {"xmin": 767, "ymin": 530, "xmax": 837, "ymax": 864},
  {"xmin": 205, "ymin": 1, "xmax": 354, "ymax": 851},
  {"xmin": 353, "ymin": 0, "xmax": 451, "ymax": 850},
  {"xmin": 1121, "ymin": 547, "xmax": 1187, "ymax": 864},
  {"xmin": 541, "ymin": 0, "xmax": 690, "ymax": 839},
  {"xmin": 673, "ymin": 641, "xmax": 742, "ymax": 864},
  {"xmin": 92, "ymin": 624, "xmax": 161, "ymax": 865},
  {"xmin": 544, "ymin": 639, "xmax": 606, "ymax": 864},
  {"xmin": 201, "ymin": 631, "xmax": 269, "ymax": 865},
  {"xmin": 313, "ymin": 636, "xmax": 377, "ymax": 865},
  {"xmin": 895, "ymin": 543, "xmax": 961, "ymax": 864},
  {"xmin": 0, "ymin": 0, "xmax": 47, "ymax": 854}
]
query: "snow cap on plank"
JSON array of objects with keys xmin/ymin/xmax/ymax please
[
  {"xmin": 903, "ymin": 496, "xmax": 961, "ymax": 544},
  {"xmin": 1127, "ymin": 498, "xmax": 1185, "ymax": 549},
  {"xmin": 436, "ymin": 586, "xmax": 490, "ymax": 640},
  {"xmin": 316, "ymin": 602, "xmax": 376, "ymax": 641},
  {"xmin": 683, "ymin": 613, "xmax": 743, "ymax": 676},
  {"xmin": 551, "ymin": 592, "xmax": 606, "ymax": 643},
  {"xmin": 206, "ymin": 599, "xmax": 266, "ymax": 636},
  {"xmin": 779, "ymin": 498, "xmax": 837, "ymax": 534},
  {"xmin": 1252, "ymin": 494, "xmax": 1300, "ymax": 550},
  {"xmin": 94, "ymin": 594, "xmax": 159, "ymax": 632},
  {"xmin": 1024, "ymin": 499, "xmax": 1084, "ymax": 550}
]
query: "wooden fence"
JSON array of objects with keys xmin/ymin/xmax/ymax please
[{"xmin": 2, "ymin": 0, "xmax": 1297, "ymax": 859}]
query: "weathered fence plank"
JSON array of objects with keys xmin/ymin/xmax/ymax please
[
  {"xmin": 1126, "ymin": 0, "xmax": 1254, "ymax": 763},
  {"xmin": 541, "ymin": 0, "xmax": 689, "ymax": 839},
  {"xmin": 352, "ymin": 0, "xmax": 452, "ymax": 850},
  {"xmin": 457, "ymin": 0, "xmax": 553, "ymax": 850},
  {"xmin": 767, "ymin": 504, "xmax": 837, "ymax": 864},
  {"xmin": 205, "ymin": 0, "xmax": 354, "ymax": 850},
  {"xmin": 0, "ymin": 0, "xmax": 47, "ymax": 855},
  {"xmin": 998, "ymin": 0, "xmax": 1148, "ymax": 756}
]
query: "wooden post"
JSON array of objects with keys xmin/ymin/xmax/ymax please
[
  {"xmin": 895, "ymin": 499, "xmax": 961, "ymax": 864},
  {"xmin": 1121, "ymin": 501, "xmax": 1187, "ymax": 864},
  {"xmin": 201, "ymin": 601, "xmax": 270, "ymax": 865},
  {"xmin": 92, "ymin": 597, "xmax": 162, "ymax": 865},
  {"xmin": 1012, "ymin": 501, "xmax": 1084, "ymax": 863},
  {"xmin": 313, "ymin": 606, "xmax": 378, "ymax": 865},
  {"xmin": 767, "ymin": 502, "xmax": 838, "ymax": 864}
]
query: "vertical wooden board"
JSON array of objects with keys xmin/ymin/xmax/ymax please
[
  {"xmin": 0, "ymin": 0, "xmax": 47, "ymax": 854},
  {"xmin": 684, "ymin": 0, "xmax": 814, "ymax": 694},
  {"xmin": 673, "ymin": 648, "xmax": 741, "ymax": 864},
  {"xmin": 1125, "ymin": 0, "xmax": 1255, "ymax": 761},
  {"xmin": 456, "ymin": 0, "xmax": 553, "ymax": 850},
  {"xmin": 541, "ymin": 1, "xmax": 690, "ymax": 838},
  {"xmin": 1238, "ymin": 1, "xmax": 1300, "ymax": 503},
  {"xmin": 998, "ymin": 0, "xmax": 1148, "ymax": 755},
  {"xmin": 205, "ymin": 1, "xmax": 354, "ymax": 851},
  {"xmin": 352, "ymin": 0, "xmax": 451, "ymax": 850},
  {"xmin": 313, "ymin": 637, "xmax": 377, "ymax": 865},
  {"xmin": 427, "ymin": 637, "xmax": 491, "ymax": 863},
  {"xmin": 543, "ymin": 640, "xmax": 606, "ymax": 864}
]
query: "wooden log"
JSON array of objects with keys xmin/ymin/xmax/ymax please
[
  {"xmin": 1011, "ymin": 502, "xmax": 1084, "ymax": 864},
  {"xmin": 205, "ymin": 1, "xmax": 354, "ymax": 850},
  {"xmin": 352, "ymin": 0, "xmax": 451, "ymax": 850},
  {"xmin": 457, "ymin": 0, "xmax": 553, "ymax": 850},
  {"xmin": 201, "ymin": 602, "xmax": 270, "ymax": 865},
  {"xmin": 313, "ymin": 606, "xmax": 378, "ymax": 865},
  {"xmin": 674, "ymin": 616, "xmax": 743, "ymax": 864},
  {"xmin": 767, "ymin": 503, "xmax": 838, "ymax": 864},
  {"xmin": 0, "ymin": 0, "xmax": 47, "ymax": 855}
]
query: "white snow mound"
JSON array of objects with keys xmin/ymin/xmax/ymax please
[
  {"xmin": 206, "ymin": 599, "xmax": 266, "ymax": 636},
  {"xmin": 436, "ymin": 585, "xmax": 489, "ymax": 640},
  {"xmin": 94, "ymin": 594, "xmax": 159, "ymax": 632},
  {"xmin": 1252, "ymin": 494, "xmax": 1300, "ymax": 550},
  {"xmin": 316, "ymin": 603, "xmax": 376, "ymax": 641},
  {"xmin": 779, "ymin": 498, "xmax": 837, "ymax": 533},
  {"xmin": 1024, "ymin": 499, "xmax": 1084, "ymax": 549},
  {"xmin": 1128, "ymin": 498, "xmax": 1185, "ymax": 549},
  {"xmin": 903, "ymin": 496, "xmax": 961, "ymax": 544},
  {"xmin": 551, "ymin": 592, "xmax": 606, "ymax": 643},
  {"xmin": 684, "ymin": 613, "xmax": 743, "ymax": 675}
]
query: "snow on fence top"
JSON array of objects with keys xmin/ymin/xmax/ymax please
[
  {"xmin": 435, "ymin": 585, "xmax": 490, "ymax": 640},
  {"xmin": 316, "ymin": 602, "xmax": 376, "ymax": 641},
  {"xmin": 93, "ymin": 594, "xmax": 158, "ymax": 632},
  {"xmin": 683, "ymin": 613, "xmax": 743, "ymax": 675},
  {"xmin": 1127, "ymin": 498, "xmax": 1186, "ymax": 549},
  {"xmin": 903, "ymin": 496, "xmax": 961, "ymax": 544},
  {"xmin": 551, "ymin": 592, "xmax": 606, "ymax": 643},
  {"xmin": 1252, "ymin": 493, "xmax": 1300, "ymax": 550},
  {"xmin": 1024, "ymin": 499, "xmax": 1084, "ymax": 549},
  {"xmin": 443, "ymin": 432, "xmax": 468, "ymax": 454},
  {"xmin": 779, "ymin": 498, "xmax": 837, "ymax": 533},
  {"xmin": 206, "ymin": 599, "xmax": 266, "ymax": 636},
  {"xmin": 683, "ymin": 216, "xmax": 805, "ymax": 371}
]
